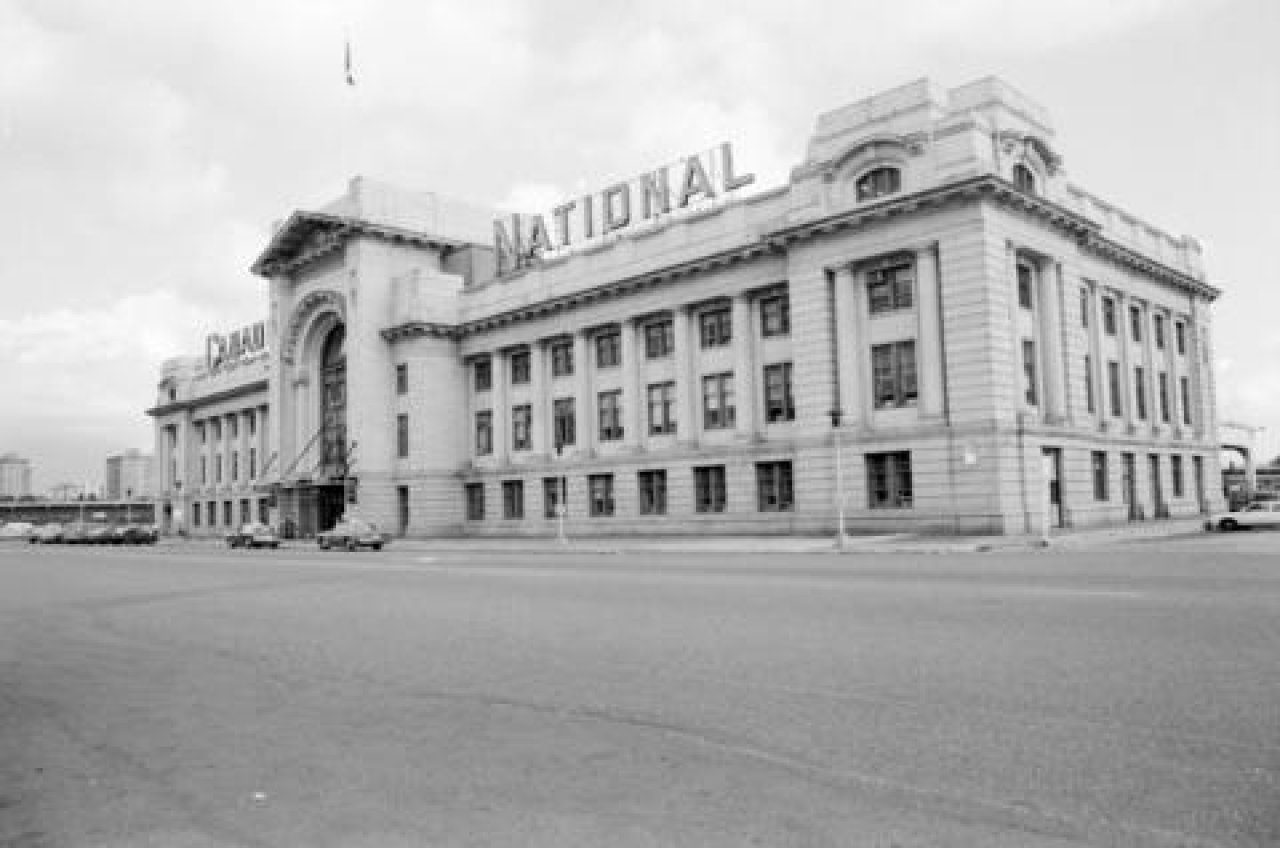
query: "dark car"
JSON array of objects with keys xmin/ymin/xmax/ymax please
[
  {"xmin": 30, "ymin": 523, "xmax": 66, "ymax": 544},
  {"xmin": 226, "ymin": 522, "xmax": 281, "ymax": 549},
  {"xmin": 113, "ymin": 524, "xmax": 158, "ymax": 545},
  {"xmin": 317, "ymin": 518, "xmax": 390, "ymax": 551}
]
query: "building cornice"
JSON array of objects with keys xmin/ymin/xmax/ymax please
[
  {"xmin": 145, "ymin": 379, "xmax": 269, "ymax": 418},
  {"xmin": 381, "ymin": 321, "xmax": 460, "ymax": 342},
  {"xmin": 250, "ymin": 211, "xmax": 468, "ymax": 278}
]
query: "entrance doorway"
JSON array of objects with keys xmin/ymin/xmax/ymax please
[
  {"xmin": 317, "ymin": 485, "xmax": 345, "ymax": 532},
  {"xmin": 1041, "ymin": 447, "xmax": 1064, "ymax": 528}
]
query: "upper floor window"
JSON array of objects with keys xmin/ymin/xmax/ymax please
[
  {"xmin": 1017, "ymin": 263, "xmax": 1035, "ymax": 309},
  {"xmin": 474, "ymin": 359, "xmax": 492, "ymax": 392},
  {"xmin": 855, "ymin": 167, "xmax": 901, "ymax": 202},
  {"xmin": 763, "ymin": 362, "xmax": 795, "ymax": 423},
  {"xmin": 1129, "ymin": 306, "xmax": 1142, "ymax": 343},
  {"xmin": 510, "ymin": 350, "xmax": 531, "ymax": 384},
  {"xmin": 867, "ymin": 262, "xmax": 914, "ymax": 314},
  {"xmin": 871, "ymin": 341, "xmax": 917, "ymax": 409},
  {"xmin": 1013, "ymin": 163, "xmax": 1036, "ymax": 194},
  {"xmin": 701, "ymin": 372, "xmax": 736, "ymax": 430},
  {"xmin": 1175, "ymin": 321, "xmax": 1187, "ymax": 355},
  {"xmin": 512, "ymin": 405, "xmax": 532, "ymax": 451},
  {"xmin": 1102, "ymin": 297, "xmax": 1117, "ymax": 336},
  {"xmin": 760, "ymin": 292, "xmax": 790, "ymax": 337},
  {"xmin": 598, "ymin": 390, "xmax": 623, "ymax": 441},
  {"xmin": 550, "ymin": 340, "xmax": 574, "ymax": 377},
  {"xmin": 595, "ymin": 329, "xmax": 621, "ymax": 368},
  {"xmin": 644, "ymin": 320, "xmax": 673, "ymax": 359},
  {"xmin": 699, "ymin": 307, "xmax": 732, "ymax": 348},
  {"xmin": 1080, "ymin": 287, "xmax": 1090, "ymax": 327},
  {"xmin": 1153, "ymin": 314, "xmax": 1166, "ymax": 350}
]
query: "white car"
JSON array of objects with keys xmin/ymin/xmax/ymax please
[
  {"xmin": 0, "ymin": 521, "xmax": 35, "ymax": 539},
  {"xmin": 1208, "ymin": 501, "xmax": 1280, "ymax": 531}
]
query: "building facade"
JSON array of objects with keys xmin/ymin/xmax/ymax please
[
  {"xmin": 0, "ymin": 453, "xmax": 33, "ymax": 498},
  {"xmin": 104, "ymin": 449, "xmax": 154, "ymax": 500},
  {"xmin": 151, "ymin": 77, "xmax": 1226, "ymax": 538}
]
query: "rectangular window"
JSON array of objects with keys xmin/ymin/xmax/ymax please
[
  {"xmin": 193, "ymin": 502, "xmax": 201, "ymax": 527},
  {"xmin": 1158, "ymin": 372, "xmax": 1171, "ymax": 423},
  {"xmin": 1084, "ymin": 355, "xmax": 1095, "ymax": 414},
  {"xmin": 230, "ymin": 416, "xmax": 238, "ymax": 439},
  {"xmin": 763, "ymin": 362, "xmax": 795, "ymax": 423},
  {"xmin": 1092, "ymin": 451, "xmax": 1109, "ymax": 501},
  {"xmin": 396, "ymin": 363, "xmax": 408, "ymax": 395},
  {"xmin": 397, "ymin": 413, "xmax": 409, "ymax": 458},
  {"xmin": 867, "ymin": 262, "xmax": 914, "ymax": 314},
  {"xmin": 644, "ymin": 320, "xmax": 674, "ymax": 359},
  {"xmin": 510, "ymin": 350, "xmax": 531, "ymax": 384},
  {"xmin": 1154, "ymin": 314, "xmax": 1166, "ymax": 350},
  {"xmin": 543, "ymin": 477, "xmax": 566, "ymax": 519},
  {"xmin": 647, "ymin": 382, "xmax": 676, "ymax": 435},
  {"xmin": 588, "ymin": 474, "xmax": 615, "ymax": 516},
  {"xmin": 201, "ymin": 456, "xmax": 208, "ymax": 485},
  {"xmin": 598, "ymin": 390, "xmax": 623, "ymax": 441},
  {"xmin": 199, "ymin": 423, "xmax": 207, "ymax": 445},
  {"xmin": 248, "ymin": 412, "xmax": 256, "ymax": 437},
  {"xmin": 223, "ymin": 501, "xmax": 232, "ymax": 527},
  {"xmin": 1080, "ymin": 287, "xmax": 1089, "ymax": 327},
  {"xmin": 512, "ymin": 405, "xmax": 532, "ymax": 451},
  {"xmin": 694, "ymin": 465, "xmax": 727, "ymax": 513},
  {"xmin": 553, "ymin": 398, "xmax": 576, "ymax": 448},
  {"xmin": 698, "ymin": 307, "xmax": 732, "ymax": 348},
  {"xmin": 638, "ymin": 470, "xmax": 667, "ymax": 516},
  {"xmin": 502, "ymin": 480, "xmax": 524, "ymax": 519},
  {"xmin": 232, "ymin": 451, "xmax": 239, "ymax": 482},
  {"xmin": 212, "ymin": 419, "xmax": 221, "ymax": 440},
  {"xmin": 551, "ymin": 340, "xmax": 574, "ymax": 376},
  {"xmin": 249, "ymin": 448, "xmax": 256, "ymax": 480},
  {"xmin": 756, "ymin": 461, "xmax": 794, "ymax": 512},
  {"xmin": 1108, "ymin": 361, "xmax": 1123, "ymax": 417},
  {"xmin": 1171, "ymin": 455, "xmax": 1185, "ymax": 498},
  {"xmin": 867, "ymin": 451, "xmax": 913, "ymax": 509},
  {"xmin": 1180, "ymin": 377, "xmax": 1192, "ymax": 426},
  {"xmin": 1102, "ymin": 297, "xmax": 1117, "ymax": 336},
  {"xmin": 208, "ymin": 501, "xmax": 216, "ymax": 527},
  {"xmin": 474, "ymin": 358, "xmax": 492, "ymax": 392},
  {"xmin": 1175, "ymin": 321, "xmax": 1187, "ymax": 355},
  {"xmin": 1130, "ymin": 305, "xmax": 1142, "ymax": 342},
  {"xmin": 1134, "ymin": 366, "xmax": 1147, "ymax": 420},
  {"xmin": 760, "ymin": 292, "xmax": 791, "ymax": 337},
  {"xmin": 216, "ymin": 454, "xmax": 223, "ymax": 483},
  {"xmin": 871, "ymin": 341, "xmax": 918, "ymax": 408},
  {"xmin": 465, "ymin": 483, "xmax": 484, "ymax": 520},
  {"xmin": 1016, "ymin": 263, "xmax": 1034, "ymax": 309},
  {"xmin": 595, "ymin": 330, "xmax": 621, "ymax": 367},
  {"xmin": 475, "ymin": 411, "xmax": 493, "ymax": 456},
  {"xmin": 701, "ymin": 372, "xmax": 736, "ymax": 430},
  {"xmin": 1022, "ymin": 340, "xmax": 1038, "ymax": 406},
  {"xmin": 240, "ymin": 499, "xmax": 251, "ymax": 526}
]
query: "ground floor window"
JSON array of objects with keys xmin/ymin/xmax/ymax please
[
  {"xmin": 208, "ymin": 501, "xmax": 216, "ymax": 527},
  {"xmin": 756, "ymin": 461, "xmax": 793, "ymax": 512},
  {"xmin": 694, "ymin": 465, "xmax": 727, "ymax": 513},
  {"xmin": 503, "ymin": 480, "xmax": 524, "ymax": 519},
  {"xmin": 866, "ymin": 451, "xmax": 912, "ymax": 508},
  {"xmin": 223, "ymin": 501, "xmax": 233, "ymax": 526},
  {"xmin": 1092, "ymin": 451, "xmax": 1109, "ymax": 501},
  {"xmin": 192, "ymin": 502, "xmax": 201, "ymax": 527},
  {"xmin": 465, "ymin": 483, "xmax": 484, "ymax": 520},
  {"xmin": 240, "ymin": 499, "xmax": 251, "ymax": 525},
  {"xmin": 638, "ymin": 470, "xmax": 667, "ymax": 515},
  {"xmin": 589, "ymin": 474, "xmax": 614, "ymax": 516},
  {"xmin": 1171, "ymin": 455, "xmax": 1185, "ymax": 498},
  {"xmin": 543, "ymin": 477, "xmax": 565, "ymax": 519},
  {"xmin": 258, "ymin": 499, "xmax": 270, "ymax": 525}
]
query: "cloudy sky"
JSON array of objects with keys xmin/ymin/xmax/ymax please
[{"xmin": 1, "ymin": 0, "xmax": 1277, "ymax": 490}]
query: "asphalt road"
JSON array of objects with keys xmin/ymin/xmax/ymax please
[{"xmin": 0, "ymin": 537, "xmax": 1277, "ymax": 847}]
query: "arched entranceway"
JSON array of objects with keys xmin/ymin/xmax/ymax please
[{"xmin": 316, "ymin": 324, "xmax": 348, "ymax": 531}]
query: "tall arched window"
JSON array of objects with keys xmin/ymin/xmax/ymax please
[
  {"xmin": 855, "ymin": 167, "xmax": 901, "ymax": 202},
  {"xmin": 1013, "ymin": 163, "xmax": 1037, "ymax": 194},
  {"xmin": 320, "ymin": 325, "xmax": 347, "ymax": 473}
]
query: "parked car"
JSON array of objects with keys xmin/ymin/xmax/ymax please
[
  {"xmin": 1207, "ymin": 500, "xmax": 1280, "ymax": 531},
  {"xmin": 0, "ymin": 521, "xmax": 34, "ymax": 539},
  {"xmin": 317, "ymin": 518, "xmax": 390, "ymax": 551},
  {"xmin": 226, "ymin": 522, "xmax": 281, "ymax": 549},
  {"xmin": 112, "ymin": 524, "xmax": 158, "ymax": 545},
  {"xmin": 30, "ymin": 523, "xmax": 66, "ymax": 544},
  {"xmin": 84, "ymin": 522, "xmax": 115, "ymax": 544}
]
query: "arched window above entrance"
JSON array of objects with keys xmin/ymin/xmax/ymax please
[{"xmin": 321, "ymin": 325, "xmax": 346, "ymax": 368}]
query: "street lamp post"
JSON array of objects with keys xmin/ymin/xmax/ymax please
[
  {"xmin": 829, "ymin": 409, "xmax": 848, "ymax": 549},
  {"xmin": 554, "ymin": 439, "xmax": 568, "ymax": 545}
]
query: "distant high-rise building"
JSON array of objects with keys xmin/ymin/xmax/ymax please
[
  {"xmin": 105, "ymin": 449, "xmax": 153, "ymax": 500},
  {"xmin": 0, "ymin": 453, "xmax": 33, "ymax": 498}
]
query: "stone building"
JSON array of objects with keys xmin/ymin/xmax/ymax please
[
  {"xmin": 151, "ymin": 77, "xmax": 1225, "ymax": 538},
  {"xmin": 0, "ymin": 453, "xmax": 33, "ymax": 499}
]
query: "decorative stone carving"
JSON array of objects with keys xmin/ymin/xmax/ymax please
[{"xmin": 280, "ymin": 289, "xmax": 347, "ymax": 366}]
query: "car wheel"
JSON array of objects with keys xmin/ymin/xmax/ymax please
[
  {"xmin": 372, "ymin": 543, "xmax": 382, "ymax": 551},
  {"xmin": 1218, "ymin": 518, "xmax": 1238, "ymax": 531}
]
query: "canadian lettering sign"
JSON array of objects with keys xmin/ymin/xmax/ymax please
[
  {"xmin": 494, "ymin": 142, "xmax": 754, "ymax": 276},
  {"xmin": 206, "ymin": 321, "xmax": 267, "ymax": 373}
]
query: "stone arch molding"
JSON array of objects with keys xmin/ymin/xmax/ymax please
[{"xmin": 281, "ymin": 289, "xmax": 347, "ymax": 366}]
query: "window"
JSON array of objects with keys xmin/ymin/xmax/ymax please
[
  {"xmin": 212, "ymin": 419, "xmax": 222, "ymax": 440},
  {"xmin": 1134, "ymin": 367, "xmax": 1147, "ymax": 420},
  {"xmin": 215, "ymin": 454, "xmax": 222, "ymax": 483},
  {"xmin": 756, "ymin": 461, "xmax": 794, "ymax": 512},
  {"xmin": 638, "ymin": 470, "xmax": 667, "ymax": 516},
  {"xmin": 1080, "ymin": 287, "xmax": 1089, "ymax": 327},
  {"xmin": 1158, "ymin": 373, "xmax": 1170, "ymax": 423},
  {"xmin": 192, "ymin": 502, "xmax": 201, "ymax": 527},
  {"xmin": 248, "ymin": 412, "xmax": 256, "ymax": 437},
  {"xmin": 1171, "ymin": 455, "xmax": 1185, "ymax": 498},
  {"xmin": 510, "ymin": 350, "xmax": 531, "ymax": 384},
  {"xmin": 855, "ymin": 166, "xmax": 900, "ymax": 201},
  {"xmin": 647, "ymin": 382, "xmax": 676, "ymax": 435},
  {"xmin": 588, "ymin": 474, "xmax": 614, "ymax": 516},
  {"xmin": 230, "ymin": 416, "xmax": 238, "ymax": 439},
  {"xmin": 502, "ymin": 480, "xmax": 524, "ymax": 519},
  {"xmin": 465, "ymin": 483, "xmax": 484, "ymax": 520},
  {"xmin": 199, "ymin": 423, "xmax": 207, "ymax": 445},
  {"xmin": 699, "ymin": 307, "xmax": 732, "ymax": 348},
  {"xmin": 1092, "ymin": 452, "xmax": 1109, "ymax": 501},
  {"xmin": 598, "ymin": 390, "xmax": 623, "ymax": 441},
  {"xmin": 240, "ymin": 499, "xmax": 251, "ymax": 526},
  {"xmin": 551, "ymin": 340, "xmax": 574, "ymax": 376},
  {"xmin": 543, "ymin": 477, "xmax": 566, "ymax": 519},
  {"xmin": 867, "ymin": 451, "xmax": 913, "ymax": 508},
  {"xmin": 1022, "ymin": 340, "xmax": 1038, "ymax": 406},
  {"xmin": 763, "ymin": 362, "xmax": 795, "ymax": 422},
  {"xmin": 1175, "ymin": 321, "xmax": 1187, "ymax": 355},
  {"xmin": 867, "ymin": 262, "xmax": 913, "ymax": 314},
  {"xmin": 694, "ymin": 466, "xmax": 727, "ymax": 513},
  {"xmin": 1154, "ymin": 314, "xmax": 1166, "ymax": 350},
  {"xmin": 1130, "ymin": 306, "xmax": 1142, "ymax": 343},
  {"xmin": 201, "ymin": 456, "xmax": 208, "ymax": 485},
  {"xmin": 1017, "ymin": 263, "xmax": 1034, "ymax": 309},
  {"xmin": 1084, "ymin": 355, "xmax": 1095, "ymax": 414},
  {"xmin": 474, "ymin": 358, "xmax": 492, "ymax": 392},
  {"xmin": 397, "ymin": 413, "xmax": 409, "ymax": 458},
  {"xmin": 553, "ymin": 398, "xmax": 576, "ymax": 448},
  {"xmin": 1102, "ymin": 297, "xmax": 1117, "ymax": 336},
  {"xmin": 871, "ymin": 341, "xmax": 917, "ymax": 408},
  {"xmin": 701, "ymin": 372, "xmax": 736, "ymax": 430},
  {"xmin": 249, "ymin": 448, "xmax": 256, "ymax": 480},
  {"xmin": 1108, "ymin": 361, "xmax": 1123, "ymax": 417},
  {"xmin": 232, "ymin": 451, "xmax": 239, "ymax": 482},
  {"xmin": 1180, "ymin": 377, "xmax": 1192, "ymax": 426},
  {"xmin": 595, "ymin": 330, "xmax": 620, "ymax": 368},
  {"xmin": 760, "ymin": 292, "xmax": 790, "ymax": 337},
  {"xmin": 644, "ymin": 320, "xmax": 673, "ymax": 359},
  {"xmin": 475, "ymin": 411, "xmax": 493, "ymax": 456},
  {"xmin": 1012, "ymin": 163, "xmax": 1036, "ymax": 193},
  {"xmin": 396, "ymin": 363, "xmax": 408, "ymax": 395},
  {"xmin": 223, "ymin": 501, "xmax": 232, "ymax": 527},
  {"xmin": 512, "ymin": 405, "xmax": 532, "ymax": 451}
]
